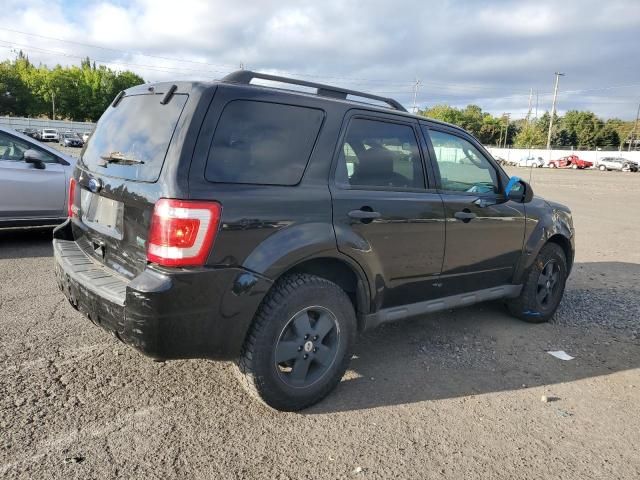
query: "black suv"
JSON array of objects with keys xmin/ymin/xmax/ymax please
[{"xmin": 53, "ymin": 71, "xmax": 575, "ymax": 411}]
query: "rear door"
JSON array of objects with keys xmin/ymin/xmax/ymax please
[
  {"xmin": 331, "ymin": 112, "xmax": 446, "ymax": 309},
  {"xmin": 422, "ymin": 125, "xmax": 526, "ymax": 296},
  {"xmin": 0, "ymin": 130, "xmax": 67, "ymax": 220}
]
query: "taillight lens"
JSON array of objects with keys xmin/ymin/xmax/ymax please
[
  {"xmin": 147, "ymin": 199, "xmax": 222, "ymax": 267},
  {"xmin": 67, "ymin": 178, "xmax": 77, "ymax": 218}
]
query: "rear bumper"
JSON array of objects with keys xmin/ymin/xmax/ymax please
[{"xmin": 53, "ymin": 220, "xmax": 272, "ymax": 360}]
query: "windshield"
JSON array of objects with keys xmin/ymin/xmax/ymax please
[
  {"xmin": 43, "ymin": 129, "xmax": 56, "ymax": 134},
  {"xmin": 80, "ymin": 93, "xmax": 188, "ymax": 182}
]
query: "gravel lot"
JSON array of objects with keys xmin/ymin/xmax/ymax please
[{"xmin": 1, "ymin": 167, "xmax": 639, "ymax": 479}]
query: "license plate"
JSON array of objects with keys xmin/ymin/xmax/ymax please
[{"xmin": 81, "ymin": 190, "xmax": 124, "ymax": 239}]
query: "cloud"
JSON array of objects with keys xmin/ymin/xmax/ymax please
[{"xmin": 0, "ymin": 0, "xmax": 639, "ymax": 119}]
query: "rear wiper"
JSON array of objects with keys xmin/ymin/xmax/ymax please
[{"xmin": 98, "ymin": 152, "xmax": 144, "ymax": 166}]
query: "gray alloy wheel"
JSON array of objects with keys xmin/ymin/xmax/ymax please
[
  {"xmin": 274, "ymin": 306, "xmax": 341, "ymax": 388},
  {"xmin": 506, "ymin": 243, "xmax": 567, "ymax": 323},
  {"xmin": 536, "ymin": 260, "xmax": 561, "ymax": 309},
  {"xmin": 237, "ymin": 273, "xmax": 355, "ymax": 411}
]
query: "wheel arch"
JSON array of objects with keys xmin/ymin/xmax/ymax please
[
  {"xmin": 254, "ymin": 254, "xmax": 372, "ymax": 333},
  {"xmin": 547, "ymin": 233, "xmax": 574, "ymax": 272}
]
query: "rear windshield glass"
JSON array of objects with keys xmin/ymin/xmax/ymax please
[
  {"xmin": 80, "ymin": 93, "xmax": 187, "ymax": 182},
  {"xmin": 205, "ymin": 100, "xmax": 324, "ymax": 185}
]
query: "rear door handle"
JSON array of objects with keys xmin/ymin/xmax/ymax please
[
  {"xmin": 454, "ymin": 210, "xmax": 477, "ymax": 222},
  {"xmin": 348, "ymin": 209, "xmax": 381, "ymax": 221}
]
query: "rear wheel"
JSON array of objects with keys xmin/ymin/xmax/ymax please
[
  {"xmin": 599, "ymin": 165, "xmax": 607, "ymax": 171},
  {"xmin": 507, "ymin": 243, "xmax": 568, "ymax": 323},
  {"xmin": 550, "ymin": 163, "xmax": 556, "ymax": 168},
  {"xmin": 572, "ymin": 164, "xmax": 578, "ymax": 169},
  {"xmin": 237, "ymin": 273, "xmax": 356, "ymax": 411}
]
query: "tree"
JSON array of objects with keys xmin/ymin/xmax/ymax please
[
  {"xmin": 514, "ymin": 123, "xmax": 546, "ymax": 148},
  {"xmin": 0, "ymin": 55, "xmax": 144, "ymax": 121}
]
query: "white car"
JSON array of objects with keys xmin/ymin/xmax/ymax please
[
  {"xmin": 40, "ymin": 128, "xmax": 59, "ymax": 142},
  {"xmin": 517, "ymin": 156, "xmax": 544, "ymax": 168}
]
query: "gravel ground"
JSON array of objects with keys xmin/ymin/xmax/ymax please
[{"xmin": 1, "ymin": 167, "xmax": 639, "ymax": 479}]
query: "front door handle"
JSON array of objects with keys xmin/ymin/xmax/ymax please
[
  {"xmin": 348, "ymin": 208, "xmax": 381, "ymax": 222},
  {"xmin": 454, "ymin": 210, "xmax": 477, "ymax": 223}
]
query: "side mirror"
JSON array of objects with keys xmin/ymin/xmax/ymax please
[
  {"xmin": 505, "ymin": 176, "xmax": 534, "ymax": 203},
  {"xmin": 24, "ymin": 149, "xmax": 47, "ymax": 170}
]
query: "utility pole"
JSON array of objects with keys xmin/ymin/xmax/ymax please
[
  {"xmin": 628, "ymin": 103, "xmax": 640, "ymax": 152},
  {"xmin": 412, "ymin": 79, "xmax": 421, "ymax": 114},
  {"xmin": 51, "ymin": 91, "xmax": 55, "ymax": 120},
  {"xmin": 546, "ymin": 72, "xmax": 565, "ymax": 150},
  {"xmin": 503, "ymin": 113, "xmax": 511, "ymax": 148},
  {"xmin": 526, "ymin": 88, "xmax": 533, "ymax": 123},
  {"xmin": 535, "ymin": 90, "xmax": 539, "ymax": 120}
]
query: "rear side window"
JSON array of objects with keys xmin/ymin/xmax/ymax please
[
  {"xmin": 81, "ymin": 93, "xmax": 188, "ymax": 182},
  {"xmin": 205, "ymin": 100, "xmax": 324, "ymax": 185}
]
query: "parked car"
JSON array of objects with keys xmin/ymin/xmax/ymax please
[
  {"xmin": 548, "ymin": 155, "xmax": 593, "ymax": 169},
  {"xmin": 53, "ymin": 71, "xmax": 575, "ymax": 411},
  {"xmin": 517, "ymin": 156, "xmax": 544, "ymax": 168},
  {"xmin": 596, "ymin": 157, "xmax": 639, "ymax": 172},
  {"xmin": 23, "ymin": 128, "xmax": 40, "ymax": 139},
  {"xmin": 59, "ymin": 132, "xmax": 84, "ymax": 148},
  {"xmin": 0, "ymin": 126, "xmax": 76, "ymax": 227},
  {"xmin": 40, "ymin": 128, "xmax": 59, "ymax": 142}
]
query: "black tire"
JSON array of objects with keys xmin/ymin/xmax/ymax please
[
  {"xmin": 237, "ymin": 273, "xmax": 356, "ymax": 411},
  {"xmin": 507, "ymin": 243, "xmax": 568, "ymax": 323}
]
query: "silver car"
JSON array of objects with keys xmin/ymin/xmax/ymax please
[
  {"xmin": 0, "ymin": 126, "xmax": 76, "ymax": 227},
  {"xmin": 596, "ymin": 157, "xmax": 638, "ymax": 172}
]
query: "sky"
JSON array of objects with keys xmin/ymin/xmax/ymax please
[{"xmin": 1, "ymin": 0, "xmax": 639, "ymax": 120}]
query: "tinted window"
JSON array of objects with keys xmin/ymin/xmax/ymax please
[
  {"xmin": 205, "ymin": 101, "xmax": 324, "ymax": 185},
  {"xmin": 425, "ymin": 129, "xmax": 498, "ymax": 194},
  {"xmin": 337, "ymin": 118, "xmax": 424, "ymax": 189},
  {"xmin": 81, "ymin": 93, "xmax": 188, "ymax": 182},
  {"xmin": 0, "ymin": 132, "xmax": 57, "ymax": 163}
]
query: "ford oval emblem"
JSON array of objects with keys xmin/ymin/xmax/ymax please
[{"xmin": 88, "ymin": 178, "xmax": 102, "ymax": 193}]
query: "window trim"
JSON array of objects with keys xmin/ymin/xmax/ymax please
[
  {"xmin": 203, "ymin": 99, "xmax": 326, "ymax": 187},
  {"xmin": 331, "ymin": 112, "xmax": 432, "ymax": 193},
  {"xmin": 421, "ymin": 124, "xmax": 507, "ymax": 198}
]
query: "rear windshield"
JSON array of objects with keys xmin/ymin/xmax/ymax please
[
  {"xmin": 205, "ymin": 100, "xmax": 324, "ymax": 185},
  {"xmin": 80, "ymin": 93, "xmax": 188, "ymax": 182}
]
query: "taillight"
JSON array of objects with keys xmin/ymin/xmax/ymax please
[
  {"xmin": 147, "ymin": 199, "xmax": 222, "ymax": 267},
  {"xmin": 67, "ymin": 178, "xmax": 77, "ymax": 218}
]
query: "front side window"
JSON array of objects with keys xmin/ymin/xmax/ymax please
[
  {"xmin": 206, "ymin": 101, "xmax": 324, "ymax": 185},
  {"xmin": 425, "ymin": 128, "xmax": 498, "ymax": 194},
  {"xmin": 0, "ymin": 132, "xmax": 56, "ymax": 163},
  {"xmin": 337, "ymin": 118, "xmax": 424, "ymax": 189}
]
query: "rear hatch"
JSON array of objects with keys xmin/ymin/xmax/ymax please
[{"xmin": 71, "ymin": 86, "xmax": 191, "ymax": 279}]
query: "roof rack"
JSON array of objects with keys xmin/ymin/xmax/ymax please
[{"xmin": 222, "ymin": 70, "xmax": 407, "ymax": 112}]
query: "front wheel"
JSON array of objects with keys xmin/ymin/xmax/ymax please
[
  {"xmin": 237, "ymin": 274, "xmax": 356, "ymax": 411},
  {"xmin": 599, "ymin": 165, "xmax": 607, "ymax": 171},
  {"xmin": 507, "ymin": 243, "xmax": 568, "ymax": 323},
  {"xmin": 572, "ymin": 164, "xmax": 579, "ymax": 169},
  {"xmin": 550, "ymin": 163, "xmax": 556, "ymax": 168}
]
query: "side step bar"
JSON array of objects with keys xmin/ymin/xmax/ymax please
[{"xmin": 362, "ymin": 284, "xmax": 522, "ymax": 331}]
